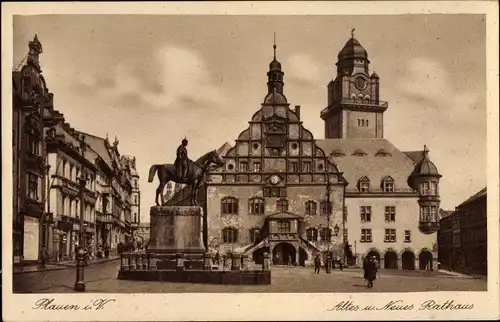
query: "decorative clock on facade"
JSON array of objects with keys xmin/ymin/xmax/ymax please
[
  {"xmin": 270, "ymin": 175, "xmax": 281, "ymax": 185},
  {"xmin": 355, "ymin": 77, "xmax": 367, "ymax": 90}
]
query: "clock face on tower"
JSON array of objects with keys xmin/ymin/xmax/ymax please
[
  {"xmin": 355, "ymin": 77, "xmax": 367, "ymax": 90},
  {"xmin": 270, "ymin": 175, "xmax": 280, "ymax": 185}
]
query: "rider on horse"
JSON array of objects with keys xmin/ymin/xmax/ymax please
[{"xmin": 175, "ymin": 138, "xmax": 189, "ymax": 179}]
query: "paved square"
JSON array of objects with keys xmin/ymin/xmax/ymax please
[{"xmin": 13, "ymin": 260, "xmax": 487, "ymax": 293}]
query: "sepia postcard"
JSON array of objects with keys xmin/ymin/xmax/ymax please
[{"xmin": 2, "ymin": 1, "xmax": 499, "ymax": 321}]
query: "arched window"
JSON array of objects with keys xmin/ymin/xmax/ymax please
[
  {"xmin": 222, "ymin": 227, "xmax": 238, "ymax": 243},
  {"xmin": 276, "ymin": 198, "xmax": 289, "ymax": 212},
  {"xmin": 249, "ymin": 228, "xmax": 261, "ymax": 243},
  {"xmin": 382, "ymin": 176, "xmax": 394, "ymax": 192},
  {"xmin": 221, "ymin": 197, "xmax": 239, "ymax": 215},
  {"xmin": 358, "ymin": 176, "xmax": 370, "ymax": 192},
  {"xmin": 306, "ymin": 228, "xmax": 318, "ymax": 242},
  {"xmin": 320, "ymin": 228, "xmax": 332, "ymax": 242},
  {"xmin": 249, "ymin": 197, "xmax": 265, "ymax": 215},
  {"xmin": 305, "ymin": 200, "xmax": 317, "ymax": 215},
  {"xmin": 320, "ymin": 200, "xmax": 332, "ymax": 215}
]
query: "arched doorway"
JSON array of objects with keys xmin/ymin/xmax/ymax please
[
  {"xmin": 384, "ymin": 250, "xmax": 398, "ymax": 269},
  {"xmin": 253, "ymin": 246, "xmax": 270, "ymax": 265},
  {"xmin": 298, "ymin": 247, "xmax": 308, "ymax": 267},
  {"xmin": 272, "ymin": 243, "xmax": 296, "ymax": 266},
  {"xmin": 419, "ymin": 250, "xmax": 433, "ymax": 271},
  {"xmin": 401, "ymin": 250, "xmax": 416, "ymax": 270}
]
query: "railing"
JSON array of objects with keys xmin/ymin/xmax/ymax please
[
  {"xmin": 321, "ymin": 98, "xmax": 388, "ymax": 115},
  {"xmin": 120, "ymin": 251, "xmax": 271, "ymax": 272}
]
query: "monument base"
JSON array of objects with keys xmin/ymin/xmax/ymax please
[{"xmin": 148, "ymin": 205, "xmax": 206, "ymax": 269}]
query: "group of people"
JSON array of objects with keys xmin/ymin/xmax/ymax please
[{"xmin": 313, "ymin": 254, "xmax": 344, "ymax": 274}]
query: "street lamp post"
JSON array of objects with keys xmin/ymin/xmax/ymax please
[
  {"xmin": 74, "ymin": 135, "xmax": 88, "ymax": 292},
  {"xmin": 326, "ymin": 176, "xmax": 332, "ymax": 274}
]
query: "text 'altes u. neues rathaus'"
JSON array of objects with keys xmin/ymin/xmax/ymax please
[{"xmin": 166, "ymin": 34, "xmax": 442, "ymax": 270}]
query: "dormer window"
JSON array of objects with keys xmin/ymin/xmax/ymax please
[
  {"xmin": 358, "ymin": 176, "xmax": 370, "ymax": 192},
  {"xmin": 352, "ymin": 149, "xmax": 368, "ymax": 156},
  {"xmin": 375, "ymin": 149, "xmax": 392, "ymax": 157},
  {"xmin": 382, "ymin": 176, "xmax": 395, "ymax": 192}
]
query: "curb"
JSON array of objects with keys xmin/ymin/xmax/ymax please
[
  {"xmin": 13, "ymin": 265, "xmax": 68, "ymax": 275},
  {"xmin": 55, "ymin": 257, "xmax": 120, "ymax": 268}
]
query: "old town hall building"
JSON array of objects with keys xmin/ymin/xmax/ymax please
[{"xmin": 168, "ymin": 34, "xmax": 441, "ymax": 270}]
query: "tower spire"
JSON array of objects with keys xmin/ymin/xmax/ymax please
[
  {"xmin": 273, "ymin": 32, "xmax": 277, "ymax": 59},
  {"xmin": 351, "ymin": 28, "xmax": 356, "ymax": 38}
]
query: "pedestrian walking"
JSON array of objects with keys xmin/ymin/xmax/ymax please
[
  {"xmin": 363, "ymin": 256, "xmax": 378, "ymax": 288},
  {"xmin": 214, "ymin": 251, "xmax": 220, "ymax": 266},
  {"xmin": 314, "ymin": 254, "xmax": 321, "ymax": 274},
  {"xmin": 104, "ymin": 244, "xmax": 110, "ymax": 258}
]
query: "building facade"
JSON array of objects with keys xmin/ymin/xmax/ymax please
[
  {"xmin": 167, "ymin": 34, "xmax": 442, "ymax": 270},
  {"xmin": 12, "ymin": 35, "xmax": 51, "ymax": 264},
  {"xmin": 12, "ymin": 35, "xmax": 141, "ymax": 262},
  {"xmin": 136, "ymin": 222, "xmax": 151, "ymax": 247},
  {"xmin": 438, "ymin": 188, "xmax": 487, "ymax": 275},
  {"xmin": 317, "ymin": 34, "xmax": 441, "ymax": 270}
]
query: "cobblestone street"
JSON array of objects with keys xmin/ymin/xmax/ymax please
[{"xmin": 13, "ymin": 260, "xmax": 487, "ymax": 293}]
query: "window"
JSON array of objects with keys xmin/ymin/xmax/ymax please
[
  {"xmin": 221, "ymin": 197, "xmax": 239, "ymax": 215},
  {"xmin": 384, "ymin": 206, "xmax": 396, "ymax": 222},
  {"xmin": 404, "ymin": 230, "xmax": 411, "ymax": 242},
  {"xmin": 383, "ymin": 177, "xmax": 394, "ymax": 192},
  {"xmin": 28, "ymin": 135, "xmax": 39, "ymax": 155},
  {"xmin": 249, "ymin": 197, "xmax": 265, "ymax": 215},
  {"xmin": 360, "ymin": 229, "xmax": 372, "ymax": 242},
  {"xmin": 357, "ymin": 119, "xmax": 369, "ymax": 127},
  {"xmin": 430, "ymin": 206, "xmax": 437, "ymax": 222},
  {"xmin": 263, "ymin": 187, "xmax": 287, "ymax": 198},
  {"xmin": 62, "ymin": 196, "xmax": 67, "ymax": 215},
  {"xmin": 62, "ymin": 160, "xmax": 67, "ymax": 177},
  {"xmin": 420, "ymin": 206, "xmax": 429, "ymax": 222},
  {"xmin": 302, "ymin": 161, "xmax": 312, "ymax": 172},
  {"xmin": 239, "ymin": 162, "xmax": 248, "ymax": 172},
  {"xmin": 305, "ymin": 200, "xmax": 317, "ymax": 215},
  {"xmin": 320, "ymin": 228, "xmax": 332, "ymax": 242},
  {"xmin": 290, "ymin": 161, "xmax": 298, "ymax": 172},
  {"xmin": 76, "ymin": 168, "xmax": 80, "ymax": 181},
  {"xmin": 277, "ymin": 220, "xmax": 291, "ymax": 233},
  {"xmin": 358, "ymin": 177, "xmax": 370, "ymax": 192},
  {"xmin": 222, "ymin": 227, "xmax": 238, "ymax": 243},
  {"xmin": 429, "ymin": 182, "xmax": 437, "ymax": 195},
  {"xmin": 134, "ymin": 196, "xmax": 138, "ymax": 204},
  {"xmin": 253, "ymin": 162, "xmax": 261, "ymax": 172},
  {"xmin": 75, "ymin": 200, "xmax": 79, "ymax": 217},
  {"xmin": 134, "ymin": 213, "xmax": 137, "ymax": 222},
  {"xmin": 306, "ymin": 228, "xmax": 318, "ymax": 242},
  {"xmin": 320, "ymin": 201, "xmax": 332, "ymax": 215},
  {"xmin": 360, "ymin": 206, "xmax": 371, "ymax": 222},
  {"xmin": 276, "ymin": 198, "xmax": 289, "ymax": 212},
  {"xmin": 69, "ymin": 164, "xmax": 74, "ymax": 181},
  {"xmin": 249, "ymin": 228, "xmax": 260, "ymax": 243},
  {"xmin": 384, "ymin": 229, "xmax": 396, "ymax": 242},
  {"xmin": 28, "ymin": 173, "xmax": 39, "ymax": 200},
  {"xmin": 420, "ymin": 182, "xmax": 430, "ymax": 195}
]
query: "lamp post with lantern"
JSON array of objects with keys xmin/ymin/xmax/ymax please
[{"xmin": 74, "ymin": 134, "xmax": 88, "ymax": 292}]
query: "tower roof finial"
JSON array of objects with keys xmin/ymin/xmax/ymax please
[
  {"xmin": 273, "ymin": 32, "xmax": 277, "ymax": 59},
  {"xmin": 351, "ymin": 28, "xmax": 356, "ymax": 38}
]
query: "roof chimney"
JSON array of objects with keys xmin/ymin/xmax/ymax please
[{"xmin": 294, "ymin": 105, "xmax": 301, "ymax": 119}]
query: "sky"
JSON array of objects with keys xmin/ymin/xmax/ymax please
[{"xmin": 13, "ymin": 14, "xmax": 486, "ymax": 221}]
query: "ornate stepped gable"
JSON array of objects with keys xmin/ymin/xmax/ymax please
[{"xmin": 208, "ymin": 37, "xmax": 343, "ymax": 185}]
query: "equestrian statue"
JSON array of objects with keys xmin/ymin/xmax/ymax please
[{"xmin": 148, "ymin": 137, "xmax": 226, "ymax": 206}]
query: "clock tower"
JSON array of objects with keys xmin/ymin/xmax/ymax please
[{"xmin": 321, "ymin": 31, "xmax": 388, "ymax": 139}]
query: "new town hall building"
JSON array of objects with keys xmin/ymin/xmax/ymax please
[{"xmin": 168, "ymin": 35, "xmax": 441, "ymax": 270}]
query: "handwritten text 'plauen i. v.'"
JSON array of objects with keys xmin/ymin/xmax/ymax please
[
  {"xmin": 33, "ymin": 298, "xmax": 116, "ymax": 311},
  {"xmin": 329, "ymin": 300, "xmax": 475, "ymax": 312}
]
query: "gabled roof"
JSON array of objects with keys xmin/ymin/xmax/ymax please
[
  {"xmin": 403, "ymin": 151, "xmax": 424, "ymax": 164},
  {"xmin": 459, "ymin": 187, "xmax": 487, "ymax": 207},
  {"xmin": 77, "ymin": 131, "xmax": 113, "ymax": 168},
  {"xmin": 316, "ymin": 138, "xmax": 416, "ymax": 192}
]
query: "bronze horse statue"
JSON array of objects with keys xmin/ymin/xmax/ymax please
[{"xmin": 148, "ymin": 149, "xmax": 225, "ymax": 206}]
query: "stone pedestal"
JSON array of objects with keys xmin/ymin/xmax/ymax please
[{"xmin": 148, "ymin": 206, "xmax": 206, "ymax": 266}]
